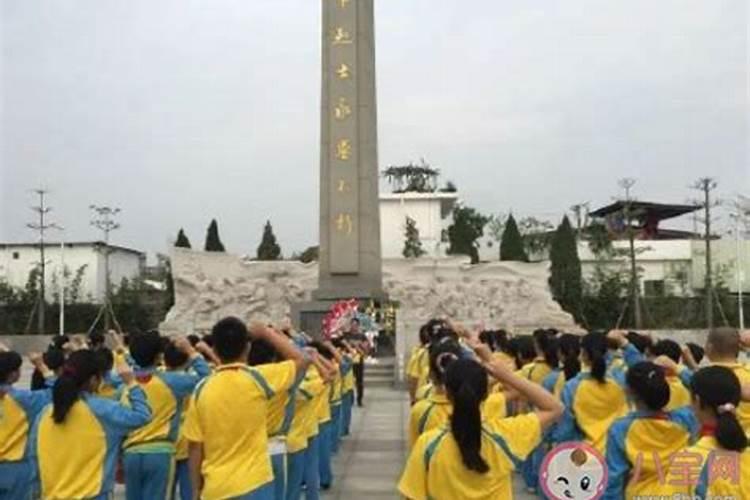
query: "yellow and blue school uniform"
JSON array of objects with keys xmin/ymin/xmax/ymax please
[
  {"xmin": 415, "ymin": 382, "xmax": 434, "ymax": 402},
  {"xmin": 399, "ymin": 413, "xmax": 542, "ymax": 500},
  {"xmin": 340, "ymin": 356, "xmax": 355, "ymax": 437},
  {"xmin": 664, "ymin": 374, "xmax": 691, "ymax": 411},
  {"xmin": 409, "ymin": 393, "xmax": 452, "ymax": 449},
  {"xmin": 172, "ymin": 395, "xmax": 193, "ymax": 500},
  {"xmin": 265, "ymin": 361, "xmax": 303, "ymax": 500},
  {"xmin": 318, "ymin": 363, "xmax": 339, "ymax": 488},
  {"xmin": 677, "ymin": 361, "xmax": 750, "ymax": 433},
  {"xmin": 31, "ymin": 384, "xmax": 152, "ymax": 500},
  {"xmin": 122, "ymin": 356, "xmax": 210, "ymax": 500},
  {"xmin": 712, "ymin": 362, "xmax": 750, "ymax": 433},
  {"xmin": 330, "ymin": 360, "xmax": 347, "ymax": 454},
  {"xmin": 604, "ymin": 407, "xmax": 698, "ymax": 500},
  {"xmin": 516, "ymin": 359, "xmax": 553, "ymax": 492},
  {"xmin": 183, "ymin": 360, "xmax": 296, "ymax": 500},
  {"xmin": 97, "ymin": 371, "xmax": 124, "ymax": 400},
  {"xmin": 0, "ymin": 386, "xmax": 52, "ymax": 498},
  {"xmin": 677, "ymin": 435, "xmax": 750, "ymax": 499},
  {"xmin": 408, "ymin": 392, "xmax": 507, "ymax": 449},
  {"xmin": 286, "ymin": 369, "xmax": 326, "ymax": 500},
  {"xmin": 303, "ymin": 367, "xmax": 330, "ymax": 500},
  {"xmin": 553, "ymin": 369, "xmax": 628, "ymax": 454},
  {"xmin": 407, "ymin": 346, "xmax": 430, "ymax": 395}
]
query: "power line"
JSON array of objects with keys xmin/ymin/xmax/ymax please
[{"xmin": 89, "ymin": 204, "xmax": 122, "ymax": 332}]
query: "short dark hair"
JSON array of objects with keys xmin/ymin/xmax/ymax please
[
  {"xmin": 212, "ymin": 317, "xmax": 249, "ymax": 362},
  {"xmin": 247, "ymin": 338, "xmax": 278, "ymax": 366},
  {"xmin": 0, "ymin": 351, "xmax": 23, "ymax": 384},
  {"xmin": 163, "ymin": 341, "xmax": 189, "ymax": 369},
  {"xmin": 129, "ymin": 331, "xmax": 163, "ymax": 368},
  {"xmin": 652, "ymin": 339, "xmax": 681, "ymax": 364}
]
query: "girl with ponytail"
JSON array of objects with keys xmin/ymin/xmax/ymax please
[
  {"xmin": 399, "ymin": 334, "xmax": 563, "ymax": 500},
  {"xmin": 408, "ymin": 338, "xmax": 462, "ymax": 448},
  {"xmin": 32, "ymin": 349, "xmax": 152, "ymax": 500},
  {"xmin": 604, "ymin": 362, "xmax": 699, "ymax": 499},
  {"xmin": 553, "ymin": 332, "xmax": 628, "ymax": 453},
  {"xmin": 675, "ymin": 366, "xmax": 750, "ymax": 498}
]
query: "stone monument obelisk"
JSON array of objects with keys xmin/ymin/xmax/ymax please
[{"xmin": 294, "ymin": 0, "xmax": 385, "ymax": 333}]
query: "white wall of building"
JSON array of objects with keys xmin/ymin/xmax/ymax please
[
  {"xmin": 0, "ymin": 243, "xmax": 145, "ymax": 303},
  {"xmin": 379, "ymin": 193, "xmax": 458, "ymax": 259}
]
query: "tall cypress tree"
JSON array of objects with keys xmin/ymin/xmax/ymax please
[
  {"xmin": 257, "ymin": 221, "xmax": 282, "ymax": 260},
  {"xmin": 174, "ymin": 229, "xmax": 192, "ymax": 248},
  {"xmin": 549, "ymin": 215, "xmax": 583, "ymax": 321},
  {"xmin": 500, "ymin": 214, "xmax": 528, "ymax": 262},
  {"xmin": 204, "ymin": 219, "xmax": 226, "ymax": 252}
]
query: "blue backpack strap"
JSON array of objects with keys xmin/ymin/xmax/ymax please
[
  {"xmin": 418, "ymin": 403, "xmax": 437, "ymax": 435},
  {"xmin": 482, "ymin": 427, "xmax": 522, "ymax": 469}
]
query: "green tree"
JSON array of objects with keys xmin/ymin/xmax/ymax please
[
  {"xmin": 204, "ymin": 219, "xmax": 226, "ymax": 252},
  {"xmin": 549, "ymin": 216, "xmax": 583, "ymax": 321},
  {"xmin": 500, "ymin": 214, "xmax": 528, "ymax": 262},
  {"xmin": 175, "ymin": 229, "xmax": 192, "ymax": 248},
  {"xmin": 403, "ymin": 216, "xmax": 426, "ymax": 258},
  {"xmin": 298, "ymin": 246, "xmax": 319, "ymax": 263},
  {"xmin": 447, "ymin": 205, "xmax": 489, "ymax": 264},
  {"xmin": 256, "ymin": 221, "xmax": 282, "ymax": 260}
]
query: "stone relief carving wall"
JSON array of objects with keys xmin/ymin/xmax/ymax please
[{"xmin": 162, "ymin": 250, "xmax": 579, "ymax": 356}]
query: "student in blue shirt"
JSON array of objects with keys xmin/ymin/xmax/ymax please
[
  {"xmin": 0, "ymin": 350, "xmax": 54, "ymax": 499},
  {"xmin": 604, "ymin": 361, "xmax": 698, "ymax": 500}
]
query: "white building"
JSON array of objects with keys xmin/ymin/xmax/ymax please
[
  {"xmin": 379, "ymin": 192, "xmax": 458, "ymax": 259},
  {"xmin": 0, "ymin": 242, "xmax": 145, "ymax": 303}
]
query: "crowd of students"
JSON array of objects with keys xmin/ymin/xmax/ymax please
[
  {"xmin": 0, "ymin": 317, "xmax": 369, "ymax": 500},
  {"xmin": 400, "ymin": 321, "xmax": 750, "ymax": 499}
]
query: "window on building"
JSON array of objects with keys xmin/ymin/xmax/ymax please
[
  {"xmin": 12, "ymin": 252, "xmax": 19, "ymax": 260},
  {"xmin": 644, "ymin": 280, "xmax": 666, "ymax": 297}
]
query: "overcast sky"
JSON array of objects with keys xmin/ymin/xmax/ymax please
[{"xmin": 1, "ymin": 0, "xmax": 747, "ymax": 259}]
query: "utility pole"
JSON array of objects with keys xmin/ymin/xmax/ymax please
[
  {"xmin": 26, "ymin": 188, "xmax": 61, "ymax": 335},
  {"xmin": 693, "ymin": 178, "xmax": 719, "ymax": 330},
  {"xmin": 90, "ymin": 205, "xmax": 121, "ymax": 331},
  {"xmin": 619, "ymin": 178, "xmax": 642, "ymax": 329}
]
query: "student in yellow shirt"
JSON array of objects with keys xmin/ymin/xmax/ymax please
[
  {"xmin": 553, "ymin": 332, "xmax": 629, "ymax": 454},
  {"xmin": 399, "ymin": 337, "xmax": 564, "ymax": 500},
  {"xmin": 604, "ymin": 362, "xmax": 698, "ymax": 500},
  {"xmin": 248, "ymin": 334, "xmax": 309, "ymax": 500},
  {"xmin": 123, "ymin": 333, "xmax": 211, "ymax": 500},
  {"xmin": 676, "ymin": 366, "xmax": 750, "ymax": 498},
  {"xmin": 31, "ymin": 349, "xmax": 152, "ymax": 500},
  {"xmin": 166, "ymin": 339, "xmax": 220, "ymax": 500},
  {"xmin": 185, "ymin": 318, "xmax": 309, "ymax": 500},
  {"xmin": 407, "ymin": 324, "xmax": 432, "ymax": 404},
  {"xmin": 704, "ymin": 327, "xmax": 750, "ymax": 433},
  {"xmin": 0, "ymin": 350, "xmax": 54, "ymax": 498},
  {"xmin": 408, "ymin": 339, "xmax": 462, "ymax": 448},
  {"xmin": 303, "ymin": 356, "xmax": 336, "ymax": 500},
  {"xmin": 286, "ymin": 353, "xmax": 329, "ymax": 500},
  {"xmin": 649, "ymin": 339, "xmax": 692, "ymax": 410},
  {"xmin": 520, "ymin": 329, "xmax": 559, "ymax": 493}
]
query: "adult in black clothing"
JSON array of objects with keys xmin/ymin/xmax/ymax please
[{"xmin": 344, "ymin": 318, "xmax": 370, "ymax": 407}]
